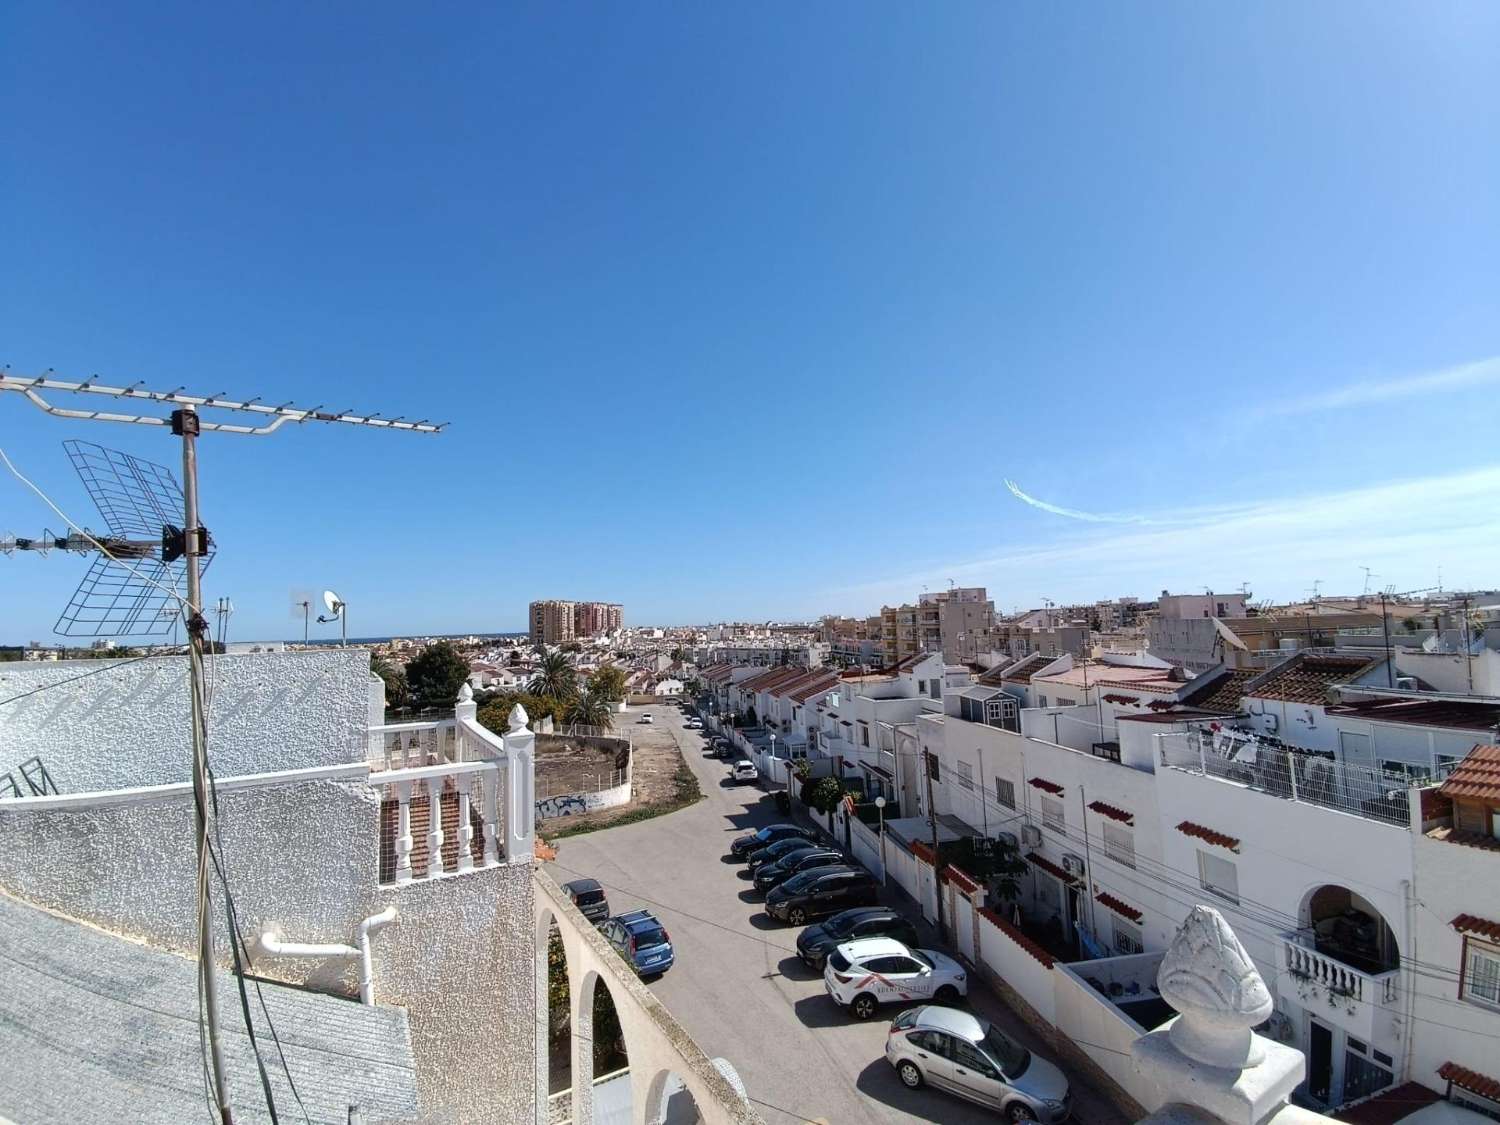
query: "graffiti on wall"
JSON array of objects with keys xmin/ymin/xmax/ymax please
[{"xmin": 535, "ymin": 780, "xmax": 631, "ymax": 821}]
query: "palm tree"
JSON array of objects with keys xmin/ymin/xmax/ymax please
[
  {"xmin": 529, "ymin": 647, "xmax": 577, "ymax": 701},
  {"xmin": 564, "ymin": 687, "xmax": 612, "ymax": 730}
]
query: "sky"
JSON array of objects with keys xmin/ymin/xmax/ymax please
[{"xmin": 2, "ymin": 3, "xmax": 1498, "ymax": 642}]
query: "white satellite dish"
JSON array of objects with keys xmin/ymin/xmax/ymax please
[{"xmin": 318, "ymin": 589, "xmax": 347, "ymax": 647}]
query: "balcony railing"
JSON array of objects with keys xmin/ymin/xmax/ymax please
[
  {"xmin": 1281, "ymin": 935, "xmax": 1400, "ymax": 1045},
  {"xmin": 1158, "ymin": 731, "xmax": 1412, "ymax": 828}
]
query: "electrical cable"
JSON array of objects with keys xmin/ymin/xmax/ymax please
[{"xmin": 0, "ymin": 647, "xmax": 187, "ymax": 709}]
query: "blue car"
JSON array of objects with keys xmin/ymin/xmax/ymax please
[{"xmin": 603, "ymin": 909, "xmax": 675, "ymax": 976}]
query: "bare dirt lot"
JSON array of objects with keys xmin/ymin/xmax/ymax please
[
  {"xmin": 535, "ymin": 735, "xmax": 629, "ymax": 797},
  {"xmin": 537, "ymin": 703, "xmax": 702, "ymax": 835}
]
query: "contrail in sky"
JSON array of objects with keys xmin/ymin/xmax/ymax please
[{"xmin": 1003, "ymin": 479, "xmax": 1157, "ymax": 524}]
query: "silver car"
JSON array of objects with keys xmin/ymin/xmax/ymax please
[{"xmin": 884, "ymin": 1004, "xmax": 1071, "ymax": 1122}]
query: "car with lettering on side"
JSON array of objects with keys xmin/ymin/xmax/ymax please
[{"xmin": 823, "ymin": 937, "xmax": 967, "ymax": 1019}]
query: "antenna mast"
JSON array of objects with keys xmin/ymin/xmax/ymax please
[{"xmin": 1, "ymin": 370, "xmax": 442, "ymax": 1123}]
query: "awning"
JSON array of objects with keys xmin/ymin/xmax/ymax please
[
  {"xmin": 1028, "ymin": 777, "xmax": 1064, "ymax": 796},
  {"xmin": 1452, "ymin": 913, "xmax": 1500, "ymax": 942},
  {"xmin": 1176, "ymin": 820, "xmax": 1240, "ymax": 852},
  {"xmin": 1438, "ymin": 1061, "xmax": 1500, "ymax": 1101},
  {"xmin": 861, "ymin": 762, "xmax": 893, "ymax": 780},
  {"xmin": 1026, "ymin": 851, "xmax": 1076, "ymax": 883},
  {"xmin": 1087, "ymin": 800, "xmax": 1134, "ymax": 825}
]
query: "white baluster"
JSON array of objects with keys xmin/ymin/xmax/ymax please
[
  {"xmin": 427, "ymin": 775, "xmax": 446, "ymax": 876},
  {"xmin": 395, "ymin": 781, "xmax": 414, "ymax": 884},
  {"xmin": 502, "ymin": 704, "xmax": 535, "ymax": 861},
  {"xmin": 456, "ymin": 776, "xmax": 475, "ymax": 873},
  {"xmin": 482, "ymin": 767, "xmax": 500, "ymax": 866}
]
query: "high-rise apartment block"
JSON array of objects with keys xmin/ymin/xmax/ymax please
[{"xmin": 528, "ymin": 599, "xmax": 623, "ymax": 645}]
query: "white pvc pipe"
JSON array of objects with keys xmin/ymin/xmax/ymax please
[{"xmin": 258, "ymin": 906, "xmax": 398, "ymax": 1005}]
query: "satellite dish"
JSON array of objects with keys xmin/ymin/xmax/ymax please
[
  {"xmin": 323, "ymin": 589, "xmax": 343, "ymax": 615},
  {"xmin": 318, "ymin": 589, "xmax": 347, "ymax": 647}
]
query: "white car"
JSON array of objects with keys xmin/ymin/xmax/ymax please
[
  {"xmin": 685, "ymin": 718, "xmax": 703, "ymax": 729},
  {"xmin": 731, "ymin": 760, "xmax": 758, "ymax": 784},
  {"xmin": 637, "ymin": 714, "xmax": 654, "ymax": 724},
  {"xmin": 823, "ymin": 937, "xmax": 968, "ymax": 1020}
]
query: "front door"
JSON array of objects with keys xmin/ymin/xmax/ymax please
[{"xmin": 1307, "ymin": 1018, "xmax": 1334, "ymax": 1105}]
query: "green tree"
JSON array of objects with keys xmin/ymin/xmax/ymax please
[
  {"xmin": 405, "ymin": 641, "xmax": 469, "ymax": 708},
  {"xmin": 529, "ymin": 647, "xmax": 577, "ymax": 701},
  {"xmin": 590, "ymin": 664, "xmax": 627, "ymax": 703},
  {"xmin": 801, "ymin": 775, "xmax": 843, "ymax": 814},
  {"xmin": 564, "ymin": 687, "xmax": 613, "ymax": 730},
  {"xmin": 670, "ymin": 646, "xmax": 686, "ymax": 664},
  {"xmin": 371, "ymin": 653, "xmax": 410, "ymax": 709}
]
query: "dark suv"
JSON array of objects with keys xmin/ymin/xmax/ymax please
[
  {"xmin": 729, "ymin": 823, "xmax": 808, "ymax": 859},
  {"xmin": 753, "ymin": 847, "xmax": 845, "ymax": 893},
  {"xmin": 796, "ymin": 906, "xmax": 922, "ymax": 968},
  {"xmin": 764, "ymin": 865, "xmax": 879, "ymax": 925},
  {"xmin": 747, "ymin": 836, "xmax": 820, "ymax": 870},
  {"xmin": 561, "ymin": 877, "xmax": 610, "ymax": 925}
]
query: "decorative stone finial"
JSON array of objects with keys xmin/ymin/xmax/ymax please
[
  {"xmin": 1157, "ymin": 905, "xmax": 1273, "ymax": 1069},
  {"xmin": 456, "ymin": 682, "xmax": 474, "ymax": 704},
  {"xmin": 507, "ymin": 703, "xmax": 529, "ymax": 732}
]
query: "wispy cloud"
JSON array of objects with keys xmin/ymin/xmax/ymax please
[
  {"xmin": 1256, "ymin": 355, "xmax": 1500, "ymax": 418},
  {"xmin": 827, "ymin": 463, "xmax": 1500, "ymax": 609}
]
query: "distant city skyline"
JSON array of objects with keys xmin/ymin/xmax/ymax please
[{"xmin": 2, "ymin": 3, "xmax": 1497, "ymax": 643}]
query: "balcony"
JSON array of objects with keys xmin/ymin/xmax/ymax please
[{"xmin": 1281, "ymin": 936, "xmax": 1400, "ymax": 1044}]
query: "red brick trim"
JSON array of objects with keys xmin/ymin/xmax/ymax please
[
  {"xmin": 1452, "ymin": 913, "xmax": 1500, "ymax": 943},
  {"xmin": 1439, "ymin": 1060, "xmax": 1500, "ymax": 1100},
  {"xmin": 1087, "ymin": 800, "xmax": 1134, "ymax": 825},
  {"xmin": 1027, "ymin": 851, "xmax": 1077, "ymax": 883},
  {"xmin": 978, "ymin": 906, "xmax": 1055, "ymax": 969},
  {"xmin": 1095, "ymin": 891, "xmax": 1143, "ymax": 924},
  {"xmin": 944, "ymin": 864, "xmax": 982, "ymax": 895},
  {"xmin": 1176, "ymin": 820, "xmax": 1241, "ymax": 852},
  {"xmin": 1028, "ymin": 777, "xmax": 1065, "ymax": 795},
  {"xmin": 910, "ymin": 839, "xmax": 939, "ymax": 866}
]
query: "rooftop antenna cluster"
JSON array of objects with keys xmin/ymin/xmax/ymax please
[{"xmin": 0, "ymin": 368, "xmax": 442, "ymax": 1124}]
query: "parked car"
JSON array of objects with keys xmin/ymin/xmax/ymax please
[
  {"xmin": 729, "ymin": 823, "xmax": 809, "ymax": 859},
  {"xmin": 885, "ymin": 1004, "xmax": 1071, "ymax": 1121},
  {"xmin": 753, "ymin": 847, "xmax": 845, "ymax": 892},
  {"xmin": 715, "ymin": 743, "xmax": 738, "ymax": 760},
  {"xmin": 561, "ymin": 877, "xmax": 610, "ymax": 925},
  {"xmin": 602, "ymin": 908, "xmax": 676, "ymax": 976},
  {"xmin": 824, "ymin": 938, "xmax": 967, "ymax": 1019},
  {"xmin": 746, "ymin": 835, "xmax": 821, "ymax": 870},
  {"xmin": 796, "ymin": 907, "xmax": 923, "ymax": 969},
  {"xmin": 685, "ymin": 718, "xmax": 703, "ymax": 729},
  {"xmin": 637, "ymin": 714, "xmax": 654, "ymax": 724},
  {"xmin": 731, "ymin": 760, "xmax": 758, "ymax": 784},
  {"xmin": 764, "ymin": 865, "xmax": 879, "ymax": 925}
]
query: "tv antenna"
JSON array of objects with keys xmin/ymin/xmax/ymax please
[
  {"xmin": 318, "ymin": 588, "xmax": 347, "ymax": 647},
  {"xmin": 1360, "ymin": 566, "xmax": 1378, "ymax": 597},
  {"xmin": 290, "ymin": 591, "xmax": 314, "ymax": 646},
  {"xmin": 0, "ymin": 369, "xmax": 441, "ymax": 1122},
  {"xmin": 214, "ymin": 597, "xmax": 234, "ymax": 650}
]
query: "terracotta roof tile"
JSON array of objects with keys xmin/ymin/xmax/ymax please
[
  {"xmin": 982, "ymin": 653, "xmax": 1052, "ymax": 685},
  {"xmin": 1426, "ymin": 826, "xmax": 1500, "ymax": 852},
  {"xmin": 1087, "ymin": 800, "xmax": 1134, "ymax": 824},
  {"xmin": 1176, "ymin": 820, "xmax": 1240, "ymax": 852},
  {"xmin": 1452, "ymin": 913, "xmax": 1500, "ymax": 942},
  {"xmin": 1438, "ymin": 1061, "xmax": 1500, "ymax": 1101},
  {"xmin": 1180, "ymin": 668, "xmax": 1257, "ymax": 715},
  {"xmin": 1327, "ymin": 698, "xmax": 1500, "ymax": 732},
  {"xmin": 943, "ymin": 864, "xmax": 982, "ymax": 895},
  {"xmin": 1026, "ymin": 851, "xmax": 1077, "ymax": 883},
  {"xmin": 1248, "ymin": 653, "xmax": 1377, "ymax": 705},
  {"xmin": 1028, "ymin": 777, "xmax": 1065, "ymax": 795},
  {"xmin": 1439, "ymin": 744, "xmax": 1500, "ymax": 803},
  {"xmin": 978, "ymin": 906, "xmax": 1056, "ymax": 968},
  {"xmin": 1095, "ymin": 891, "xmax": 1142, "ymax": 924}
]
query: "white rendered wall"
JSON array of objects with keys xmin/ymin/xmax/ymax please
[{"xmin": 0, "ymin": 648, "xmax": 375, "ymax": 792}]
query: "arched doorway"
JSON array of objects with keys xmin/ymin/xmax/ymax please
[
  {"xmin": 576, "ymin": 970, "xmax": 631, "ymax": 1123},
  {"xmin": 536, "ymin": 907, "xmax": 573, "ymax": 1122},
  {"xmin": 1301, "ymin": 885, "xmax": 1399, "ymax": 975},
  {"xmin": 644, "ymin": 1068, "xmax": 702, "ymax": 1124}
]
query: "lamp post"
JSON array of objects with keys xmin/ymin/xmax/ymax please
[
  {"xmin": 769, "ymin": 730, "xmax": 777, "ymax": 782},
  {"xmin": 875, "ymin": 795, "xmax": 888, "ymax": 884}
]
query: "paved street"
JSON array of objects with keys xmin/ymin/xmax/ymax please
[{"xmin": 552, "ymin": 703, "xmax": 1127, "ymax": 1125}]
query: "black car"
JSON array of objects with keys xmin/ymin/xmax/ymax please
[
  {"xmin": 747, "ymin": 835, "xmax": 820, "ymax": 870},
  {"xmin": 795, "ymin": 906, "xmax": 922, "ymax": 968},
  {"xmin": 561, "ymin": 877, "xmax": 610, "ymax": 925},
  {"xmin": 765, "ymin": 865, "xmax": 880, "ymax": 925},
  {"xmin": 753, "ymin": 847, "xmax": 845, "ymax": 892},
  {"xmin": 729, "ymin": 823, "xmax": 808, "ymax": 859}
]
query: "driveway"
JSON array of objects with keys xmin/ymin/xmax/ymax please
[{"xmin": 551, "ymin": 702, "xmax": 1126, "ymax": 1124}]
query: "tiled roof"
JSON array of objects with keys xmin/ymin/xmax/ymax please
[
  {"xmin": 1033, "ymin": 663, "xmax": 1179, "ymax": 692},
  {"xmin": 1332, "ymin": 1082, "xmax": 1440, "ymax": 1124},
  {"xmin": 1327, "ymin": 698, "xmax": 1500, "ymax": 732},
  {"xmin": 787, "ymin": 672, "xmax": 840, "ymax": 703},
  {"xmin": 1452, "ymin": 913, "xmax": 1500, "ymax": 942},
  {"xmin": 1247, "ymin": 653, "xmax": 1377, "ymax": 705},
  {"xmin": 1176, "ymin": 820, "xmax": 1240, "ymax": 852},
  {"xmin": 1426, "ymin": 826, "xmax": 1500, "ymax": 852},
  {"xmin": 1028, "ymin": 777, "xmax": 1065, "ymax": 795},
  {"xmin": 1095, "ymin": 891, "xmax": 1142, "ymax": 923},
  {"xmin": 977, "ymin": 906, "xmax": 1056, "ymax": 969},
  {"xmin": 1087, "ymin": 800, "xmax": 1134, "ymax": 824},
  {"xmin": 1439, "ymin": 744, "xmax": 1500, "ymax": 803},
  {"xmin": 943, "ymin": 864, "xmax": 982, "ymax": 895},
  {"xmin": 1438, "ymin": 1060, "xmax": 1500, "ymax": 1101},
  {"xmin": 985, "ymin": 653, "xmax": 1052, "ymax": 685},
  {"xmin": 1027, "ymin": 851, "xmax": 1077, "ymax": 883},
  {"xmin": 1180, "ymin": 668, "xmax": 1257, "ymax": 715}
]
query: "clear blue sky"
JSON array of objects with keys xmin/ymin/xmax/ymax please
[{"xmin": 3, "ymin": 2, "xmax": 1498, "ymax": 642}]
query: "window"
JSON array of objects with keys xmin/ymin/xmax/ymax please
[
  {"xmin": 995, "ymin": 777, "xmax": 1016, "ymax": 810},
  {"xmin": 1038, "ymin": 694, "xmax": 1048, "ymax": 708},
  {"xmin": 909, "ymin": 1030, "xmax": 951, "ymax": 1056},
  {"xmin": 1463, "ymin": 939, "xmax": 1500, "ymax": 1009},
  {"xmin": 955, "ymin": 761, "xmax": 974, "ymax": 791},
  {"xmin": 930, "ymin": 680, "xmax": 941, "ymax": 700},
  {"xmin": 952, "ymin": 1041, "xmax": 998, "ymax": 1079},
  {"xmin": 917, "ymin": 680, "xmax": 926, "ymax": 694},
  {"xmin": 860, "ymin": 724, "xmax": 870, "ymax": 747},
  {"xmin": 1102, "ymin": 822, "xmax": 1136, "ymax": 868},
  {"xmin": 926, "ymin": 754, "xmax": 940, "ymax": 782},
  {"xmin": 1041, "ymin": 796, "xmax": 1065, "ymax": 834},
  {"xmin": 1055, "ymin": 696, "xmax": 1076, "ymax": 707},
  {"xmin": 1112, "ymin": 917, "xmax": 1144, "ymax": 955},
  {"xmin": 1197, "ymin": 850, "xmax": 1239, "ymax": 904}
]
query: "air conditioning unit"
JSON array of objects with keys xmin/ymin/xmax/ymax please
[
  {"xmin": 996, "ymin": 831, "xmax": 1019, "ymax": 850},
  {"xmin": 1020, "ymin": 825, "xmax": 1042, "ymax": 848},
  {"xmin": 1263, "ymin": 713, "xmax": 1280, "ymax": 733},
  {"xmin": 1394, "ymin": 676, "xmax": 1418, "ymax": 691},
  {"xmin": 1062, "ymin": 853, "xmax": 1086, "ymax": 877}
]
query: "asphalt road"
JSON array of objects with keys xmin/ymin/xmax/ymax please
[{"xmin": 553, "ymin": 703, "xmax": 1127, "ymax": 1125}]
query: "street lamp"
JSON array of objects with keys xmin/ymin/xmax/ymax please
[
  {"xmin": 769, "ymin": 730, "xmax": 776, "ymax": 778},
  {"xmin": 875, "ymin": 795, "xmax": 888, "ymax": 884}
]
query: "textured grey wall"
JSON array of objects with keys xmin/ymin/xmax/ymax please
[
  {"xmin": 0, "ymin": 649, "xmax": 376, "ymax": 792},
  {"xmin": 0, "ymin": 773, "xmax": 536, "ymax": 1123}
]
